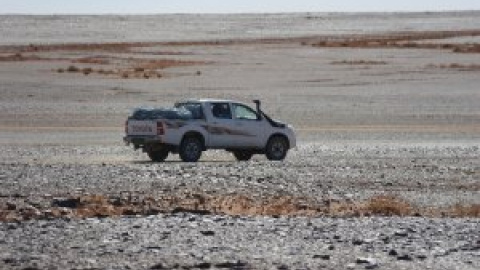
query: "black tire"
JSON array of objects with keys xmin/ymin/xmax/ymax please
[
  {"xmin": 147, "ymin": 149, "xmax": 169, "ymax": 162},
  {"xmin": 265, "ymin": 136, "xmax": 289, "ymax": 161},
  {"xmin": 233, "ymin": 151, "xmax": 253, "ymax": 161},
  {"xmin": 179, "ymin": 136, "xmax": 203, "ymax": 162}
]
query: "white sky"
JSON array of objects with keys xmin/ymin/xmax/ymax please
[{"xmin": 1, "ymin": 0, "xmax": 480, "ymax": 14}]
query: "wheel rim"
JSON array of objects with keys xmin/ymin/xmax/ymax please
[
  {"xmin": 271, "ymin": 140, "xmax": 286, "ymax": 159},
  {"xmin": 185, "ymin": 141, "xmax": 200, "ymax": 160}
]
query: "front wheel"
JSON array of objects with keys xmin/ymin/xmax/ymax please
[
  {"xmin": 265, "ymin": 136, "xmax": 289, "ymax": 161},
  {"xmin": 179, "ymin": 137, "xmax": 203, "ymax": 162},
  {"xmin": 147, "ymin": 149, "xmax": 169, "ymax": 162},
  {"xmin": 233, "ymin": 151, "xmax": 253, "ymax": 161}
]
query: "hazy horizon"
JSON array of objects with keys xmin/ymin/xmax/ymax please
[
  {"xmin": 2, "ymin": 10, "xmax": 480, "ymax": 16},
  {"xmin": 1, "ymin": 0, "xmax": 480, "ymax": 15}
]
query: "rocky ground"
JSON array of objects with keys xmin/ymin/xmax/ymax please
[
  {"xmin": 1, "ymin": 214, "xmax": 479, "ymax": 270},
  {"xmin": 0, "ymin": 143, "xmax": 479, "ymax": 269}
]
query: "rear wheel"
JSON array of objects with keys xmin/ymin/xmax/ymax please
[
  {"xmin": 179, "ymin": 136, "xmax": 203, "ymax": 162},
  {"xmin": 265, "ymin": 136, "xmax": 289, "ymax": 161},
  {"xmin": 233, "ymin": 151, "xmax": 253, "ymax": 161},
  {"xmin": 147, "ymin": 149, "xmax": 169, "ymax": 162}
]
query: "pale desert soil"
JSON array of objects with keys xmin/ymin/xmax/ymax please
[{"xmin": 0, "ymin": 13, "xmax": 479, "ymax": 270}]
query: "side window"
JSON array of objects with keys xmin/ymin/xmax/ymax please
[
  {"xmin": 233, "ymin": 104, "xmax": 258, "ymax": 120},
  {"xmin": 211, "ymin": 103, "xmax": 232, "ymax": 119},
  {"xmin": 176, "ymin": 103, "xmax": 204, "ymax": 119}
]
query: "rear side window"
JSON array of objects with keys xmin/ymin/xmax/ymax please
[
  {"xmin": 211, "ymin": 103, "xmax": 232, "ymax": 119},
  {"xmin": 176, "ymin": 103, "xmax": 204, "ymax": 119}
]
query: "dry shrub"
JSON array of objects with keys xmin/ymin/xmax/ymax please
[
  {"xmin": 73, "ymin": 57, "xmax": 110, "ymax": 65},
  {"xmin": 79, "ymin": 195, "xmax": 107, "ymax": 205},
  {"xmin": 0, "ymin": 53, "xmax": 42, "ymax": 62},
  {"xmin": 310, "ymin": 30, "xmax": 480, "ymax": 54},
  {"xmin": 82, "ymin": 67, "xmax": 93, "ymax": 75},
  {"xmin": 194, "ymin": 194, "xmax": 321, "ymax": 216},
  {"xmin": 67, "ymin": 65, "xmax": 80, "ymax": 72},
  {"xmin": 448, "ymin": 204, "xmax": 480, "ymax": 218},
  {"xmin": 428, "ymin": 63, "xmax": 480, "ymax": 71},
  {"xmin": 75, "ymin": 195, "xmax": 122, "ymax": 218},
  {"xmin": 331, "ymin": 60, "xmax": 387, "ymax": 65},
  {"xmin": 3, "ymin": 193, "xmax": 480, "ymax": 222},
  {"xmin": 362, "ymin": 195, "xmax": 413, "ymax": 216},
  {"xmin": 453, "ymin": 44, "xmax": 480, "ymax": 53},
  {"xmin": 133, "ymin": 59, "xmax": 205, "ymax": 70},
  {"xmin": 327, "ymin": 200, "xmax": 363, "ymax": 217}
]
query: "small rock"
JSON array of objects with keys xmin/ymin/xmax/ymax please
[
  {"xmin": 22, "ymin": 205, "xmax": 42, "ymax": 218},
  {"xmin": 356, "ymin": 257, "xmax": 375, "ymax": 264},
  {"xmin": 200, "ymin": 230, "xmax": 215, "ymax": 236},
  {"xmin": 394, "ymin": 230, "xmax": 408, "ymax": 237},
  {"xmin": 313, "ymin": 254, "xmax": 330, "ymax": 260},
  {"xmin": 397, "ymin": 254, "xmax": 413, "ymax": 261},
  {"xmin": 381, "ymin": 236, "xmax": 390, "ymax": 243},
  {"xmin": 352, "ymin": 238, "xmax": 364, "ymax": 245},
  {"xmin": 364, "ymin": 238, "xmax": 375, "ymax": 244},
  {"xmin": 6, "ymin": 201, "xmax": 16, "ymax": 210},
  {"xmin": 416, "ymin": 254, "xmax": 427, "ymax": 260},
  {"xmin": 215, "ymin": 261, "xmax": 249, "ymax": 269},
  {"xmin": 3, "ymin": 258, "xmax": 17, "ymax": 264},
  {"xmin": 346, "ymin": 263, "xmax": 356, "ymax": 269},
  {"xmin": 388, "ymin": 249, "xmax": 398, "ymax": 256},
  {"xmin": 52, "ymin": 198, "xmax": 79, "ymax": 208},
  {"xmin": 150, "ymin": 263, "xmax": 165, "ymax": 269},
  {"xmin": 194, "ymin": 262, "xmax": 211, "ymax": 269},
  {"xmin": 58, "ymin": 207, "xmax": 73, "ymax": 215},
  {"xmin": 356, "ymin": 257, "xmax": 378, "ymax": 269}
]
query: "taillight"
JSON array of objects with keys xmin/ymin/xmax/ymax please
[{"xmin": 157, "ymin": 122, "xmax": 164, "ymax": 135}]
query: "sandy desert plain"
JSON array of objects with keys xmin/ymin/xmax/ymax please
[{"xmin": 0, "ymin": 12, "xmax": 479, "ymax": 270}]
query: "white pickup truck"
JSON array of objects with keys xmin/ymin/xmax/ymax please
[{"xmin": 124, "ymin": 99, "xmax": 296, "ymax": 162}]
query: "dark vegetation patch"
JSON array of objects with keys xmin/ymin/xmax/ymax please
[
  {"xmin": 1, "ymin": 194, "xmax": 479, "ymax": 222},
  {"xmin": 331, "ymin": 60, "xmax": 388, "ymax": 65},
  {"xmin": 426, "ymin": 63, "xmax": 480, "ymax": 71}
]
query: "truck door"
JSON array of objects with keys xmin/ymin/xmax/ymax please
[
  {"xmin": 231, "ymin": 103, "xmax": 266, "ymax": 148},
  {"xmin": 206, "ymin": 102, "xmax": 258, "ymax": 148},
  {"xmin": 206, "ymin": 102, "xmax": 238, "ymax": 148}
]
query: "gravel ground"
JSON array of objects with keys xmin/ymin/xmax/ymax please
[
  {"xmin": 1, "ymin": 143, "xmax": 478, "ymax": 209},
  {"xmin": 1, "ymin": 214, "xmax": 479, "ymax": 270},
  {"xmin": 0, "ymin": 143, "xmax": 479, "ymax": 269}
]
